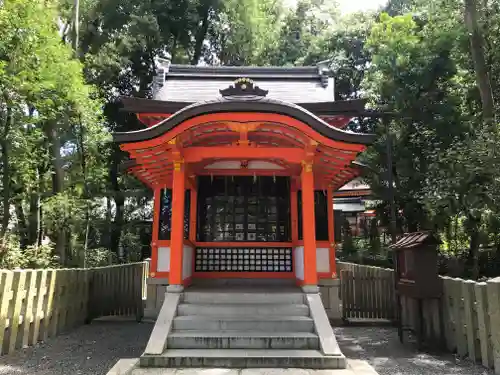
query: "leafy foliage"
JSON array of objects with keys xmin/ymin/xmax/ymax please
[{"xmin": 2, "ymin": 0, "xmax": 500, "ymax": 280}]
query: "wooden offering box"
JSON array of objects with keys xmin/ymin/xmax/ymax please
[{"xmin": 390, "ymin": 231, "xmax": 442, "ymax": 299}]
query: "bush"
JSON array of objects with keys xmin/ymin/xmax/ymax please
[
  {"xmin": 84, "ymin": 247, "xmax": 117, "ymax": 268},
  {"xmin": 0, "ymin": 235, "xmax": 59, "ymax": 269}
]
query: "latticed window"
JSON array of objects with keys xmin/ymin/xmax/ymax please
[
  {"xmin": 197, "ymin": 176, "xmax": 291, "ymax": 242},
  {"xmin": 158, "ymin": 189, "xmax": 190, "ymax": 240}
]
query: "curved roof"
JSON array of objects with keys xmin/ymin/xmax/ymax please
[{"xmin": 113, "ymin": 97, "xmax": 376, "ymax": 145}]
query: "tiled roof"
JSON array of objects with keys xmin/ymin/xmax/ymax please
[
  {"xmin": 154, "ymin": 64, "xmax": 335, "ymax": 104},
  {"xmin": 389, "ymin": 231, "xmax": 441, "ymax": 250}
]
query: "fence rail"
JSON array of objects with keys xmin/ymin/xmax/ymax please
[
  {"xmin": 338, "ymin": 262, "xmax": 396, "ymax": 321},
  {"xmin": 0, "ymin": 262, "xmax": 147, "ymax": 355},
  {"xmin": 338, "ymin": 261, "xmax": 500, "ymax": 374}
]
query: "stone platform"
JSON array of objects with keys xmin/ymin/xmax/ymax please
[
  {"xmin": 107, "ymin": 358, "xmax": 380, "ymax": 374},
  {"xmin": 107, "ymin": 284, "xmax": 375, "ymax": 375}
]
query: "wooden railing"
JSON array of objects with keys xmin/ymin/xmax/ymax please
[
  {"xmin": 0, "ymin": 262, "xmax": 148, "ymax": 355},
  {"xmin": 337, "ymin": 261, "xmax": 397, "ymax": 321},
  {"xmin": 336, "ymin": 261, "xmax": 500, "ymax": 374}
]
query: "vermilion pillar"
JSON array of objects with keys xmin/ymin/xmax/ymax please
[
  {"xmin": 327, "ymin": 186, "xmax": 337, "ymax": 278},
  {"xmin": 301, "ymin": 161, "xmax": 317, "ymax": 287},
  {"xmin": 150, "ymin": 188, "xmax": 161, "ymax": 277},
  {"xmin": 189, "ymin": 186, "xmax": 197, "ymax": 243},
  {"xmin": 169, "ymin": 160, "xmax": 185, "ymax": 287},
  {"xmin": 290, "ymin": 180, "xmax": 298, "ymax": 244}
]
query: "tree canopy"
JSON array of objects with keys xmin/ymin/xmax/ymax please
[{"xmin": 1, "ymin": 0, "xmax": 500, "ymax": 279}]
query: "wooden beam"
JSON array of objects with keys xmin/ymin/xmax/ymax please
[{"xmin": 182, "ymin": 146, "xmax": 305, "ymax": 164}]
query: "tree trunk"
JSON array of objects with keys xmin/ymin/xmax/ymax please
[
  {"xmin": 467, "ymin": 214, "xmax": 481, "ymax": 280},
  {"xmin": 73, "ymin": 0, "xmax": 80, "ymax": 53},
  {"xmin": 45, "ymin": 121, "xmax": 66, "ymax": 265},
  {"xmin": 28, "ymin": 191, "xmax": 40, "ymax": 246},
  {"xmin": 464, "ymin": 0, "xmax": 496, "ymax": 124},
  {"xmin": 110, "ymin": 147, "xmax": 124, "ymax": 256},
  {"xmin": 0, "ymin": 107, "xmax": 13, "ymax": 238},
  {"xmin": 15, "ymin": 200, "xmax": 28, "ymax": 249},
  {"xmin": 191, "ymin": 3, "xmax": 211, "ymax": 65}
]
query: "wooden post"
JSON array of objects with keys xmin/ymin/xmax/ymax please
[
  {"xmin": 169, "ymin": 160, "xmax": 186, "ymax": 286},
  {"xmin": 150, "ymin": 188, "xmax": 161, "ymax": 278},
  {"xmin": 327, "ymin": 186, "xmax": 336, "ymax": 277},
  {"xmin": 300, "ymin": 161, "xmax": 317, "ymax": 287},
  {"xmin": 486, "ymin": 276, "xmax": 500, "ymax": 373},
  {"xmin": 290, "ymin": 180, "xmax": 298, "ymax": 244},
  {"xmin": 189, "ymin": 185, "xmax": 197, "ymax": 243}
]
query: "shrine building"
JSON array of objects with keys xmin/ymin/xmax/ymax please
[{"xmin": 113, "ymin": 60, "xmax": 377, "ymax": 292}]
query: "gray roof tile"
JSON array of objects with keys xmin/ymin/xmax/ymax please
[
  {"xmin": 154, "ymin": 64, "xmax": 335, "ymax": 104},
  {"xmin": 155, "ymin": 78, "xmax": 335, "ymax": 103}
]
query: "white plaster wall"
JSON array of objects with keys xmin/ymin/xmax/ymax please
[
  {"xmin": 294, "ymin": 246, "xmax": 304, "ymax": 280},
  {"xmin": 316, "ymin": 247, "xmax": 330, "ymax": 273},
  {"xmin": 157, "ymin": 246, "xmax": 171, "ymax": 272},
  {"xmin": 248, "ymin": 161, "xmax": 284, "ymax": 170},
  {"xmin": 203, "ymin": 160, "xmax": 285, "ymax": 170},
  {"xmin": 204, "ymin": 161, "xmax": 241, "ymax": 169},
  {"xmin": 182, "ymin": 245, "xmax": 194, "ymax": 280}
]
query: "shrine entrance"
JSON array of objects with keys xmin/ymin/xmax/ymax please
[{"xmin": 114, "ymin": 70, "xmax": 379, "ymax": 291}]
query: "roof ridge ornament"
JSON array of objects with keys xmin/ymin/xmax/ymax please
[{"xmin": 220, "ymin": 78, "xmax": 268, "ymax": 98}]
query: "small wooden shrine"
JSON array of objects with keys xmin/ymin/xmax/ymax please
[{"xmin": 113, "ymin": 61, "xmax": 379, "ymax": 291}]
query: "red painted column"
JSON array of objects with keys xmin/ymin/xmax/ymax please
[
  {"xmin": 301, "ymin": 161, "xmax": 317, "ymax": 286},
  {"xmin": 169, "ymin": 160, "xmax": 185, "ymax": 286},
  {"xmin": 290, "ymin": 180, "xmax": 298, "ymax": 244},
  {"xmin": 327, "ymin": 186, "xmax": 337, "ymax": 278},
  {"xmin": 189, "ymin": 185, "xmax": 197, "ymax": 243},
  {"xmin": 150, "ymin": 188, "xmax": 161, "ymax": 278}
]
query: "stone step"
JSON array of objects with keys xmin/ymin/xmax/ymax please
[
  {"xmin": 177, "ymin": 303, "xmax": 310, "ymax": 317},
  {"xmin": 182, "ymin": 291, "xmax": 305, "ymax": 305},
  {"xmin": 167, "ymin": 331, "xmax": 319, "ymax": 349},
  {"xmin": 172, "ymin": 315, "xmax": 314, "ymax": 332},
  {"xmin": 140, "ymin": 349, "xmax": 346, "ymax": 369}
]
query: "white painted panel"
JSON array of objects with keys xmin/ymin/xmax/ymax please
[
  {"xmin": 248, "ymin": 161, "xmax": 284, "ymax": 170},
  {"xmin": 157, "ymin": 246, "xmax": 170, "ymax": 272},
  {"xmin": 316, "ymin": 247, "xmax": 330, "ymax": 273},
  {"xmin": 204, "ymin": 161, "xmax": 241, "ymax": 169},
  {"xmin": 294, "ymin": 246, "xmax": 304, "ymax": 280},
  {"xmin": 182, "ymin": 245, "xmax": 194, "ymax": 280}
]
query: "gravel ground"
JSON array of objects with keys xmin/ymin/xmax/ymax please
[
  {"xmin": 0, "ymin": 318, "xmax": 153, "ymax": 375},
  {"xmin": 334, "ymin": 326, "xmax": 494, "ymax": 375},
  {"xmin": 0, "ymin": 321, "xmax": 494, "ymax": 375}
]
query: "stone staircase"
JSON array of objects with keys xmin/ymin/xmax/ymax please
[{"xmin": 138, "ymin": 286, "xmax": 347, "ymax": 369}]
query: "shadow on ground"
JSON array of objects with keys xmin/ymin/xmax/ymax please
[
  {"xmin": 334, "ymin": 326, "xmax": 494, "ymax": 375},
  {"xmin": 0, "ymin": 318, "xmax": 153, "ymax": 375}
]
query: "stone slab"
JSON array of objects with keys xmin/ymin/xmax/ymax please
[
  {"xmin": 128, "ymin": 364, "xmax": 378, "ymax": 375},
  {"xmin": 106, "ymin": 358, "xmax": 139, "ymax": 375},
  {"xmin": 140, "ymin": 348, "xmax": 343, "ymax": 369},
  {"xmin": 144, "ymin": 292, "xmax": 181, "ymax": 355},
  {"xmin": 127, "ymin": 360, "xmax": 379, "ymax": 375},
  {"xmin": 306, "ymin": 293, "xmax": 344, "ymax": 358}
]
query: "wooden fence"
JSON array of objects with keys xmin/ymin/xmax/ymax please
[
  {"xmin": 337, "ymin": 262, "xmax": 500, "ymax": 374},
  {"xmin": 337, "ymin": 262, "xmax": 397, "ymax": 321},
  {"xmin": 0, "ymin": 262, "xmax": 148, "ymax": 355}
]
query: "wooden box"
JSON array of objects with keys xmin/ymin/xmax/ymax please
[{"xmin": 390, "ymin": 231, "xmax": 442, "ymax": 299}]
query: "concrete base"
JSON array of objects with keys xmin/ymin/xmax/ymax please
[
  {"xmin": 319, "ymin": 279, "xmax": 342, "ymax": 322},
  {"xmin": 302, "ymin": 285, "xmax": 320, "ymax": 294},
  {"xmin": 166, "ymin": 284, "xmax": 184, "ymax": 293},
  {"xmin": 144, "ymin": 280, "xmax": 168, "ymax": 320},
  {"xmin": 106, "ymin": 359, "xmax": 379, "ymax": 374}
]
